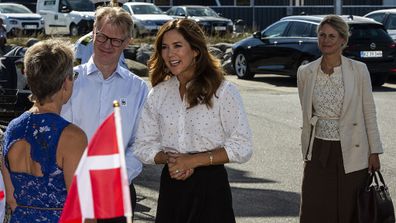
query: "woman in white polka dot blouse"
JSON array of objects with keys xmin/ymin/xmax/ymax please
[{"xmin": 133, "ymin": 19, "xmax": 253, "ymax": 223}]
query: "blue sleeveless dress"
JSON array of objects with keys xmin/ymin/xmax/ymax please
[{"xmin": 3, "ymin": 112, "xmax": 70, "ymax": 223}]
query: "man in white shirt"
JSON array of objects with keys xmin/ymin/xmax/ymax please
[{"xmin": 61, "ymin": 5, "xmax": 148, "ymax": 222}]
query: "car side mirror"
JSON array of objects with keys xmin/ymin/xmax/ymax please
[
  {"xmin": 60, "ymin": 5, "xmax": 71, "ymax": 13},
  {"xmin": 253, "ymin": 31, "xmax": 262, "ymax": 38}
]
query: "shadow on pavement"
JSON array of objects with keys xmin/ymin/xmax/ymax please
[
  {"xmin": 232, "ymin": 187, "xmax": 300, "ymax": 217},
  {"xmin": 247, "ymin": 74, "xmax": 297, "ymax": 88}
]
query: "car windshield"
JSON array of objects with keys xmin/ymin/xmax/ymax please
[
  {"xmin": 131, "ymin": 5, "xmax": 163, "ymax": 15},
  {"xmin": 349, "ymin": 24, "xmax": 393, "ymax": 42},
  {"xmin": 67, "ymin": 0, "xmax": 95, "ymax": 12},
  {"xmin": 0, "ymin": 4, "xmax": 32, "ymax": 13},
  {"xmin": 186, "ymin": 7, "xmax": 218, "ymax": 17}
]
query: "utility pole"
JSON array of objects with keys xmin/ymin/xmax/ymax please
[{"xmin": 334, "ymin": 0, "xmax": 342, "ymax": 15}]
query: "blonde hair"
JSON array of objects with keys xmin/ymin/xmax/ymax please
[
  {"xmin": 24, "ymin": 39, "xmax": 74, "ymax": 104},
  {"xmin": 318, "ymin": 15, "xmax": 350, "ymax": 47},
  {"xmin": 94, "ymin": 6, "xmax": 133, "ymax": 38}
]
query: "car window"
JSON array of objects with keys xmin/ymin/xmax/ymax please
[
  {"xmin": 309, "ymin": 24, "xmax": 318, "ymax": 37},
  {"xmin": 387, "ymin": 14, "xmax": 396, "ymax": 29},
  {"xmin": 131, "ymin": 4, "xmax": 163, "ymax": 15},
  {"xmin": 286, "ymin": 21, "xmax": 311, "ymax": 37},
  {"xmin": 366, "ymin": 13, "xmax": 386, "ymax": 23},
  {"xmin": 349, "ymin": 24, "xmax": 393, "ymax": 42},
  {"xmin": 122, "ymin": 5, "xmax": 131, "ymax": 14},
  {"xmin": 263, "ymin": 21, "xmax": 289, "ymax": 38},
  {"xmin": 186, "ymin": 7, "xmax": 218, "ymax": 17},
  {"xmin": 175, "ymin": 8, "xmax": 185, "ymax": 16},
  {"xmin": 0, "ymin": 4, "xmax": 32, "ymax": 13}
]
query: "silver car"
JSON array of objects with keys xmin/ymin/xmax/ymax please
[
  {"xmin": 0, "ymin": 3, "xmax": 44, "ymax": 36},
  {"xmin": 122, "ymin": 2, "xmax": 173, "ymax": 38}
]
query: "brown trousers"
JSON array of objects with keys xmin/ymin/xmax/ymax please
[{"xmin": 300, "ymin": 138, "xmax": 368, "ymax": 223}]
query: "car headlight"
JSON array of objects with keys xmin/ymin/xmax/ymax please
[
  {"xmin": 40, "ymin": 19, "xmax": 45, "ymax": 25},
  {"xmin": 227, "ymin": 21, "xmax": 233, "ymax": 26}
]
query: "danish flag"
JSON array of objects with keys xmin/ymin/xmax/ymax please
[
  {"xmin": 0, "ymin": 171, "xmax": 6, "ymax": 222},
  {"xmin": 60, "ymin": 105, "xmax": 132, "ymax": 222}
]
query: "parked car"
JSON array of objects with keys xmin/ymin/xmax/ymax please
[
  {"xmin": 0, "ymin": 3, "xmax": 44, "ymax": 36},
  {"xmin": 0, "ymin": 46, "xmax": 32, "ymax": 130},
  {"xmin": 232, "ymin": 15, "xmax": 396, "ymax": 86},
  {"xmin": 166, "ymin": 5, "xmax": 233, "ymax": 35},
  {"xmin": 122, "ymin": 2, "xmax": 173, "ymax": 38},
  {"xmin": 364, "ymin": 9, "xmax": 396, "ymax": 41},
  {"xmin": 37, "ymin": 0, "xmax": 94, "ymax": 36}
]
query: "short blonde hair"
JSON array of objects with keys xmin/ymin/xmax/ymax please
[
  {"xmin": 94, "ymin": 6, "xmax": 133, "ymax": 38},
  {"xmin": 318, "ymin": 15, "xmax": 350, "ymax": 47},
  {"xmin": 24, "ymin": 39, "xmax": 74, "ymax": 104}
]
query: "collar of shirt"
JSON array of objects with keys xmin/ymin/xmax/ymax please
[{"xmin": 85, "ymin": 57, "xmax": 129, "ymax": 80}]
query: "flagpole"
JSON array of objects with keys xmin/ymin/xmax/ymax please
[{"xmin": 113, "ymin": 101, "xmax": 133, "ymax": 223}]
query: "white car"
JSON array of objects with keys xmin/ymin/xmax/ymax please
[
  {"xmin": 364, "ymin": 9, "xmax": 396, "ymax": 41},
  {"xmin": 0, "ymin": 3, "xmax": 44, "ymax": 36},
  {"xmin": 122, "ymin": 2, "xmax": 173, "ymax": 38}
]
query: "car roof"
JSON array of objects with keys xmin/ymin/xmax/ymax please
[
  {"xmin": 171, "ymin": 5, "xmax": 210, "ymax": 8},
  {"xmin": 281, "ymin": 15, "xmax": 383, "ymax": 25},
  {"xmin": 365, "ymin": 8, "xmax": 396, "ymax": 15},
  {"xmin": 124, "ymin": 2, "xmax": 156, "ymax": 6}
]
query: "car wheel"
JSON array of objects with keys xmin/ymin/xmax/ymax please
[
  {"xmin": 70, "ymin": 24, "xmax": 79, "ymax": 36},
  {"xmin": 234, "ymin": 52, "xmax": 254, "ymax": 79}
]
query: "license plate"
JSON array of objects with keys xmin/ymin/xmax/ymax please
[
  {"xmin": 24, "ymin": 25, "xmax": 37, "ymax": 29},
  {"xmin": 214, "ymin": 26, "xmax": 226, "ymax": 31},
  {"xmin": 360, "ymin": 51, "xmax": 383, "ymax": 58}
]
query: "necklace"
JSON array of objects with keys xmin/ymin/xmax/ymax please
[{"xmin": 321, "ymin": 59, "xmax": 341, "ymax": 75}]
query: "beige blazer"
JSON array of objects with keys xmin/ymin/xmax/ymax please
[{"xmin": 297, "ymin": 56, "xmax": 383, "ymax": 174}]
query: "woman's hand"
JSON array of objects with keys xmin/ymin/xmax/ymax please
[
  {"xmin": 368, "ymin": 153, "xmax": 380, "ymax": 172},
  {"xmin": 167, "ymin": 153, "xmax": 194, "ymax": 180}
]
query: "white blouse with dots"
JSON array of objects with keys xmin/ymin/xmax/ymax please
[{"xmin": 133, "ymin": 76, "xmax": 253, "ymax": 165}]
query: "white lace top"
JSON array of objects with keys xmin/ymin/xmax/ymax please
[{"xmin": 312, "ymin": 66, "xmax": 344, "ymax": 141}]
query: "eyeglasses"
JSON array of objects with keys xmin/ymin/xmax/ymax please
[
  {"xmin": 94, "ymin": 31, "xmax": 127, "ymax": 47},
  {"xmin": 71, "ymin": 71, "xmax": 79, "ymax": 80}
]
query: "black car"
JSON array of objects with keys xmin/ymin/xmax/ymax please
[
  {"xmin": 0, "ymin": 46, "xmax": 32, "ymax": 130},
  {"xmin": 166, "ymin": 5, "xmax": 233, "ymax": 35},
  {"xmin": 232, "ymin": 15, "xmax": 396, "ymax": 86}
]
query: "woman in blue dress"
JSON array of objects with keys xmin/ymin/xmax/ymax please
[{"xmin": 1, "ymin": 39, "xmax": 87, "ymax": 222}]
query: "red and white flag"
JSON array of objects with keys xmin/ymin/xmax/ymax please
[
  {"xmin": 0, "ymin": 171, "xmax": 6, "ymax": 222},
  {"xmin": 60, "ymin": 106, "xmax": 132, "ymax": 222}
]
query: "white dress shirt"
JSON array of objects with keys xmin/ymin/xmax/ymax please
[
  {"xmin": 133, "ymin": 76, "xmax": 253, "ymax": 165},
  {"xmin": 61, "ymin": 58, "xmax": 148, "ymax": 183}
]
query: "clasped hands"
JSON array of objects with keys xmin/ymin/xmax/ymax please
[{"xmin": 166, "ymin": 152, "xmax": 194, "ymax": 181}]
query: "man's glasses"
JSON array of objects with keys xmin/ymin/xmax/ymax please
[
  {"xmin": 94, "ymin": 31, "xmax": 127, "ymax": 47},
  {"xmin": 70, "ymin": 71, "xmax": 78, "ymax": 80}
]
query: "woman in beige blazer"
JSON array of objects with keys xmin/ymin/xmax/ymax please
[{"xmin": 297, "ymin": 15, "xmax": 383, "ymax": 222}]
